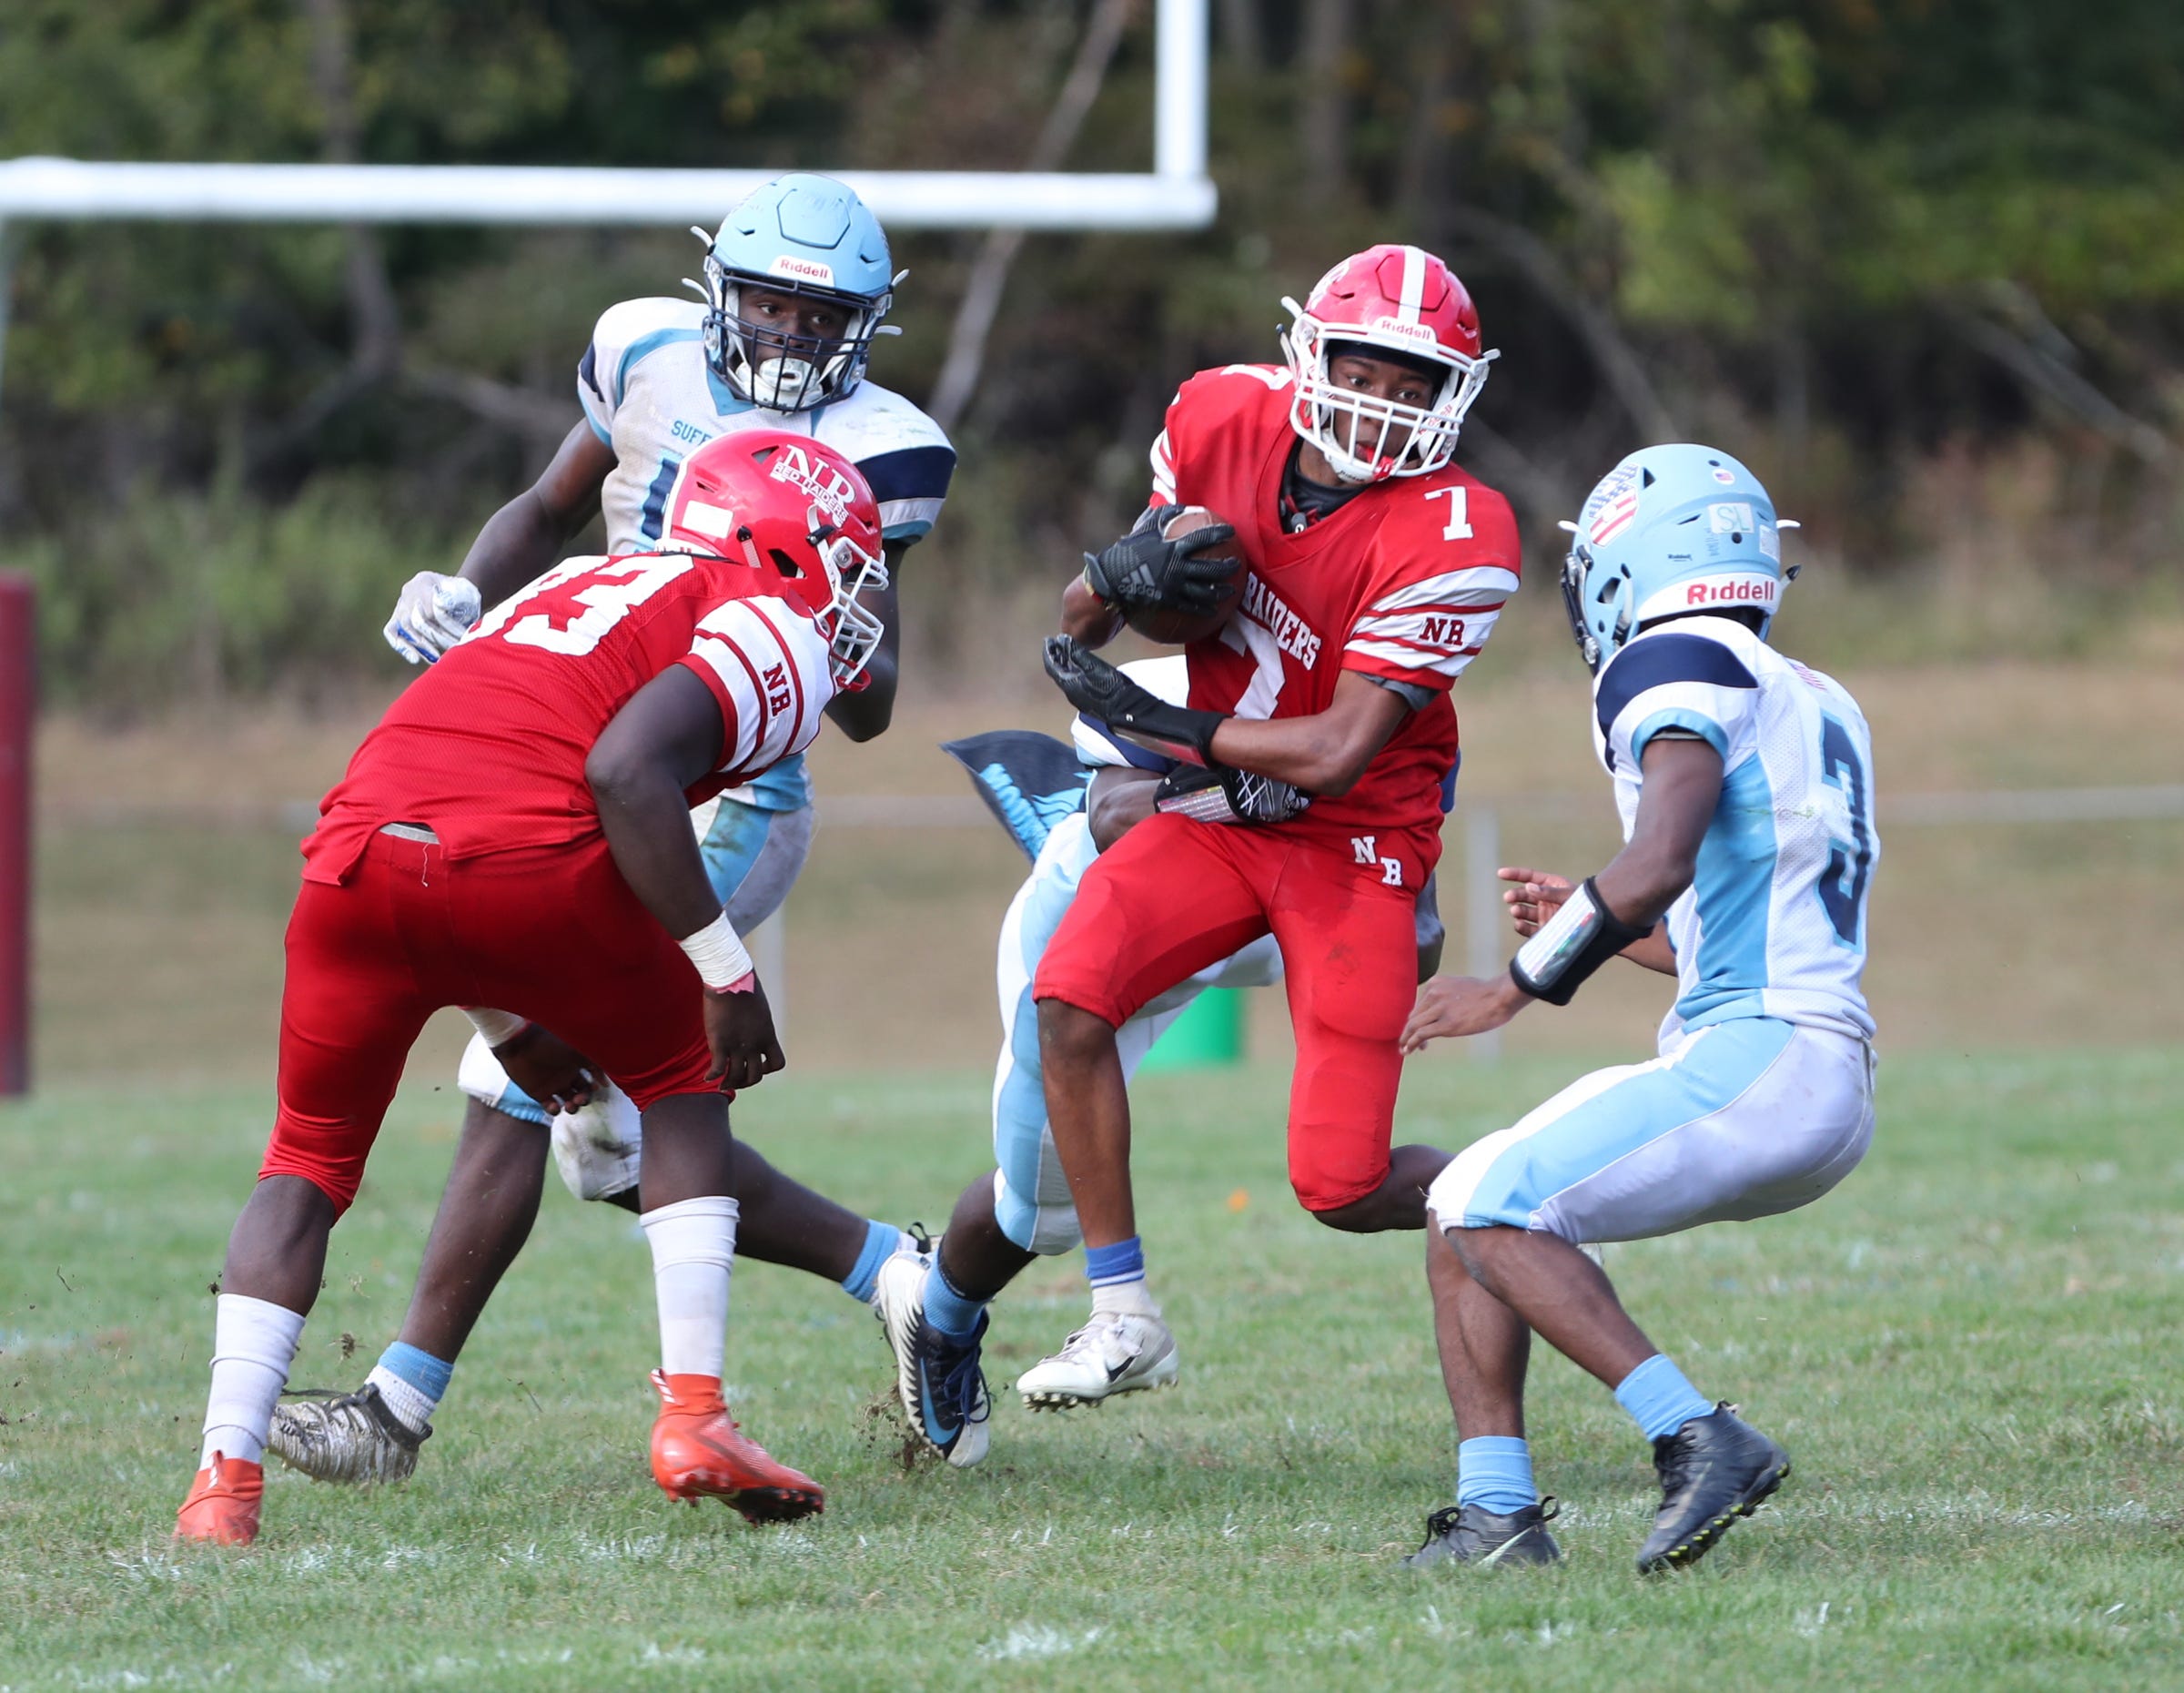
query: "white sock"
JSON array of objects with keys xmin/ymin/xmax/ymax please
[
  {"xmin": 1092, "ymin": 1279, "xmax": 1161, "ymax": 1320},
  {"xmin": 199, "ymin": 1294, "xmax": 306, "ymax": 1467},
  {"xmin": 363, "ymin": 1366, "xmax": 437, "ymax": 1434},
  {"xmin": 641, "ymin": 1196, "xmax": 739, "ymax": 1380}
]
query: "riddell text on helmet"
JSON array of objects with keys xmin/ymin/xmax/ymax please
[{"xmin": 1687, "ymin": 579, "xmax": 1776, "ymax": 606}]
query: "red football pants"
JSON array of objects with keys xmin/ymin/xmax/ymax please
[
  {"xmin": 263, "ymin": 828, "xmax": 714, "ymax": 1212},
  {"xmin": 1032, "ymin": 814, "xmax": 1419, "ymax": 1211}
]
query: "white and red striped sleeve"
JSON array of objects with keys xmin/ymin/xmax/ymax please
[
  {"xmin": 675, "ymin": 594, "xmax": 835, "ymax": 780},
  {"xmin": 1148, "ymin": 425, "xmax": 1178, "ymax": 504},
  {"xmin": 1343, "ymin": 489, "xmax": 1522, "ymax": 692}
]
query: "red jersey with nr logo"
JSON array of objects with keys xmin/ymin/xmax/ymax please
[
  {"xmin": 1147, "ymin": 363, "xmax": 1521, "ymax": 881},
  {"xmin": 304, "ymin": 553, "xmax": 835, "ymax": 884}
]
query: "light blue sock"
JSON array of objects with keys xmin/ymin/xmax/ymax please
[
  {"xmin": 839, "ymin": 1220, "xmax": 902, "ymax": 1304},
  {"xmin": 922, "ymin": 1262, "xmax": 986, "ymax": 1341},
  {"xmin": 378, "ymin": 1341, "xmax": 452, "ymax": 1403},
  {"xmin": 1613, "ymin": 1353, "xmax": 1714, "ymax": 1442},
  {"xmin": 1457, "ymin": 1435, "xmax": 1538, "ymax": 1516}
]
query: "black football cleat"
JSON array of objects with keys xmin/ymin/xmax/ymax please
[
  {"xmin": 1636, "ymin": 1404, "xmax": 1789, "ymax": 1574},
  {"xmin": 1403, "ymin": 1498, "xmax": 1563, "ymax": 1570}
]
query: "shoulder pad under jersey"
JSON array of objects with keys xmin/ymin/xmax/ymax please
[
  {"xmin": 813, "ymin": 383, "xmax": 956, "ymax": 542},
  {"xmin": 579, "ymin": 298, "xmax": 707, "ymax": 441}
]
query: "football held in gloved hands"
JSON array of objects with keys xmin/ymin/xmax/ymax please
[{"xmin": 1125, "ymin": 507, "xmax": 1244, "ymax": 645}]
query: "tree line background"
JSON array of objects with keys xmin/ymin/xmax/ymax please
[{"xmin": 1, "ymin": 0, "xmax": 2179, "ymax": 707}]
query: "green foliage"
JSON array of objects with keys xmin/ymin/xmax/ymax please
[
  {"xmin": 7, "ymin": 475, "xmax": 452, "ymax": 705},
  {"xmin": 1, "ymin": 1, "xmax": 2180, "ymax": 702}
]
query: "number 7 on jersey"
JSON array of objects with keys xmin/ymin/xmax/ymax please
[{"xmin": 1425, "ymin": 484, "xmax": 1472, "ymax": 541}]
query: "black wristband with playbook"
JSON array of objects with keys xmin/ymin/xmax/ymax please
[
  {"xmin": 1153, "ymin": 762, "xmax": 1311, "ymax": 826},
  {"xmin": 1507, "ymin": 877, "xmax": 1653, "ymax": 1006}
]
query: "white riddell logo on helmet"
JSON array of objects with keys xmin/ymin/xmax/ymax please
[
  {"xmin": 1685, "ymin": 578, "xmax": 1776, "ymax": 607},
  {"xmin": 1367, "ymin": 316, "xmax": 1438, "ymax": 345},
  {"xmin": 766, "ymin": 444, "xmax": 854, "ymax": 523},
  {"xmin": 768, "ymin": 254, "xmax": 835, "ymax": 285}
]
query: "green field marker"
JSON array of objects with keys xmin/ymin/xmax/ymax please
[{"xmin": 1139, "ymin": 987, "xmax": 1244, "ymax": 1071}]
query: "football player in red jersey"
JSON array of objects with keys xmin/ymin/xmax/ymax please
[
  {"xmin": 1012, "ymin": 245, "xmax": 1524, "ymax": 1405},
  {"xmin": 175, "ymin": 432, "xmax": 887, "ymax": 1546}
]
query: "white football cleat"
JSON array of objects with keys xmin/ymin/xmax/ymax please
[
  {"xmin": 267, "ymin": 1384, "xmax": 427, "ymax": 1485},
  {"xmin": 1016, "ymin": 1312, "xmax": 1179, "ymax": 1410},
  {"xmin": 874, "ymin": 1248, "xmax": 992, "ymax": 1468}
]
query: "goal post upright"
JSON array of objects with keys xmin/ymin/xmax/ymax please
[{"xmin": 0, "ymin": 573, "xmax": 30, "ymax": 1097}]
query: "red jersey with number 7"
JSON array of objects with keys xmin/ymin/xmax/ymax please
[
  {"xmin": 1148, "ymin": 363, "xmax": 1521, "ymax": 881},
  {"xmin": 302, "ymin": 552, "xmax": 836, "ymax": 885}
]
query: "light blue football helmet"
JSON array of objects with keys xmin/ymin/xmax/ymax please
[
  {"xmin": 1561, "ymin": 443, "xmax": 1792, "ymax": 674},
  {"xmin": 689, "ymin": 174, "xmax": 899, "ymax": 413}
]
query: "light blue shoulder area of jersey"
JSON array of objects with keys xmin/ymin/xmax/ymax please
[
  {"xmin": 1592, "ymin": 620, "xmax": 1762, "ymax": 776},
  {"xmin": 577, "ymin": 298, "xmax": 743, "ymax": 444}
]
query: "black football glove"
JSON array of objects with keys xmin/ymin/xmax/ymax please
[
  {"xmin": 1042, "ymin": 634, "xmax": 1225, "ymax": 765},
  {"xmin": 1153, "ymin": 763, "xmax": 1312, "ymax": 826},
  {"xmin": 1081, "ymin": 503, "xmax": 1239, "ymax": 617}
]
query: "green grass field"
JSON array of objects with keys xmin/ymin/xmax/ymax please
[{"xmin": 5, "ymin": 1048, "xmax": 2182, "ymax": 1690}]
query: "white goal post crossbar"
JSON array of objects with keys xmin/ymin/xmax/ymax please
[{"xmin": 0, "ymin": 0, "xmax": 1211, "ymax": 411}]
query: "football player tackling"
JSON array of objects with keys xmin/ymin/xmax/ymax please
[
  {"xmin": 1401, "ymin": 444, "xmax": 1877, "ymax": 1574},
  {"xmin": 176, "ymin": 433, "xmax": 889, "ymax": 1545},
  {"xmin": 273, "ymin": 175, "xmax": 953, "ymax": 1484},
  {"xmin": 1025, "ymin": 245, "xmax": 1521, "ymax": 1404}
]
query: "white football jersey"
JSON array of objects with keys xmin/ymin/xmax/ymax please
[
  {"xmin": 578, "ymin": 297, "xmax": 956, "ymax": 553},
  {"xmin": 1591, "ymin": 615, "xmax": 1877, "ymax": 1042},
  {"xmin": 577, "ymin": 297, "xmax": 955, "ymax": 809}
]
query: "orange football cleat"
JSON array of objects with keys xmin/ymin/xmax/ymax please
[
  {"xmin": 174, "ymin": 1451, "xmax": 265, "ymax": 1546},
  {"xmin": 648, "ymin": 1370, "xmax": 824, "ymax": 1525}
]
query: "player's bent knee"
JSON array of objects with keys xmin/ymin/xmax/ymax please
[
  {"xmin": 1445, "ymin": 1221, "xmax": 1538, "ymax": 1285},
  {"xmin": 992, "ymin": 1170, "xmax": 1082, "ymax": 1256},
  {"xmin": 1290, "ymin": 1160, "xmax": 1396, "ymax": 1226},
  {"xmin": 1036, "ymin": 996, "xmax": 1117, "ymax": 1066},
  {"xmin": 455, "ymin": 1032, "xmax": 554, "ymax": 1129}
]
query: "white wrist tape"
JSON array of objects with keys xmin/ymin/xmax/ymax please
[
  {"xmin": 679, "ymin": 911, "xmax": 755, "ymax": 992},
  {"xmin": 461, "ymin": 1006, "xmax": 531, "ymax": 1047}
]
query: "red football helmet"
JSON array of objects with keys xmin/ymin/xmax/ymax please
[
  {"xmin": 1280, "ymin": 244, "xmax": 1497, "ymax": 483},
  {"xmin": 662, "ymin": 431, "xmax": 889, "ymax": 690}
]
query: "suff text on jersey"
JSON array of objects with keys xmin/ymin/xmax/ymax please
[{"xmin": 1240, "ymin": 575, "xmax": 1323, "ymax": 669}]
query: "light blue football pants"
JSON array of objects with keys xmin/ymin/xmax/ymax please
[
  {"xmin": 1426, "ymin": 1017, "xmax": 1874, "ymax": 1244},
  {"xmin": 990, "ymin": 813, "xmax": 1283, "ymax": 1252}
]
